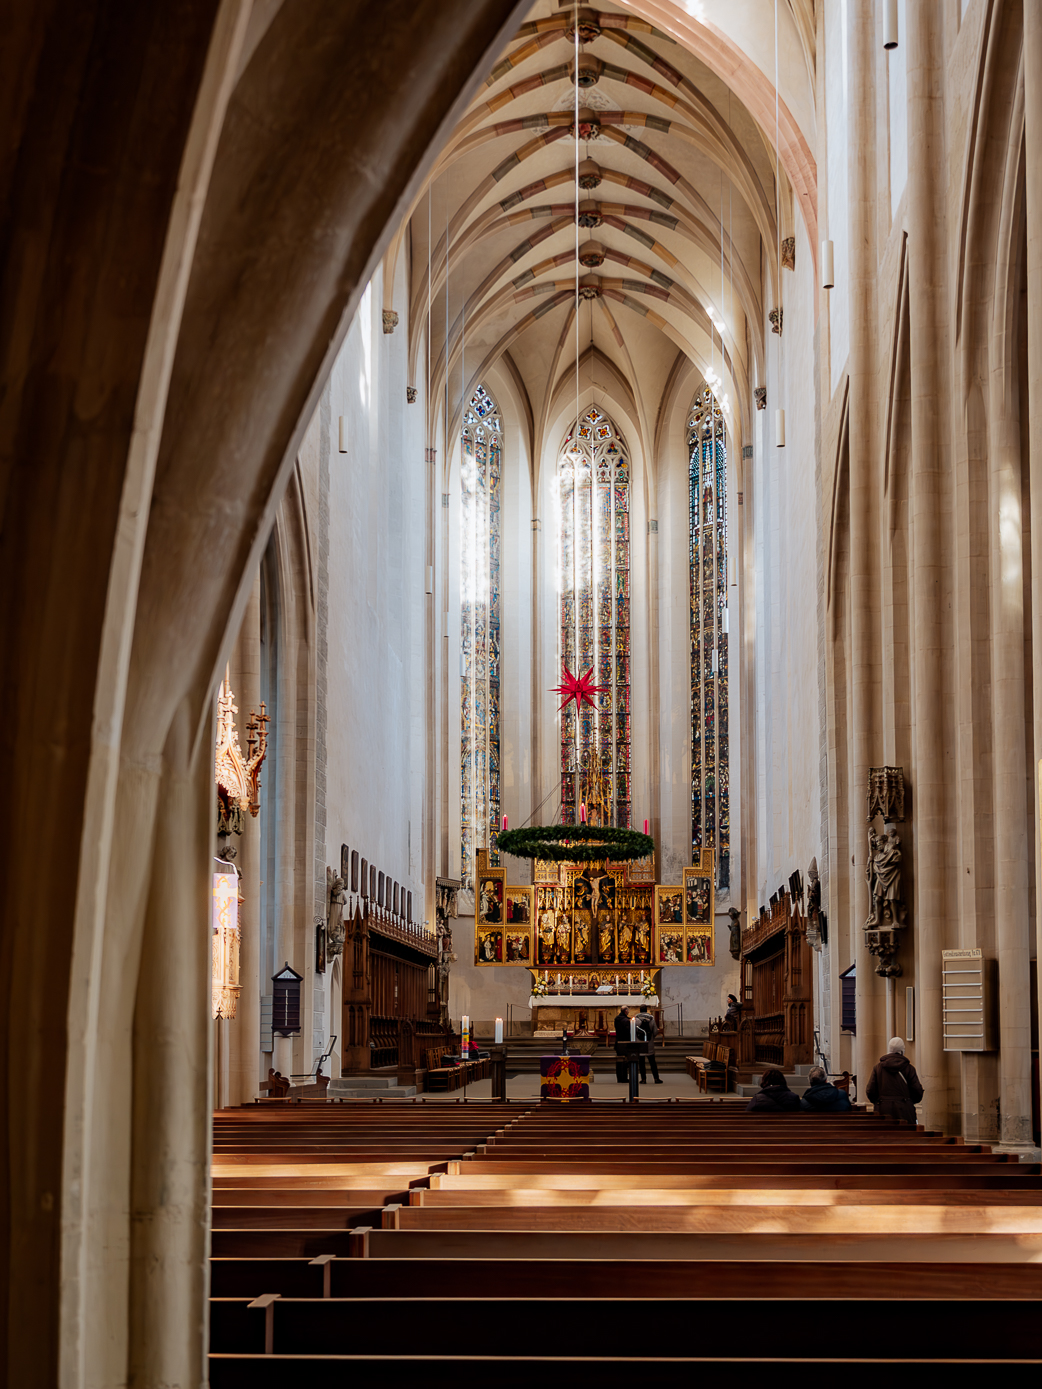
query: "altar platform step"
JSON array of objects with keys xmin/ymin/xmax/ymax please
[{"xmin": 327, "ymin": 1076, "xmax": 418, "ymax": 1100}]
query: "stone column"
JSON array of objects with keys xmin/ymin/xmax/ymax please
[
  {"xmin": 229, "ymin": 575, "xmax": 262, "ymax": 1106},
  {"xmin": 986, "ymin": 218, "xmax": 1033, "ymax": 1143},
  {"xmin": 128, "ymin": 701, "xmax": 211, "ymax": 1388},
  {"xmin": 905, "ymin": 2, "xmax": 952, "ymax": 1128},
  {"xmin": 846, "ymin": 2, "xmax": 884, "ymax": 1085},
  {"xmin": 1024, "ymin": 0, "xmax": 1042, "ymax": 1145}
]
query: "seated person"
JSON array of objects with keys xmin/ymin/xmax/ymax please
[
  {"xmin": 800, "ymin": 1065, "xmax": 852, "ymax": 1112},
  {"xmin": 745, "ymin": 1068, "xmax": 801, "ymax": 1112},
  {"xmin": 724, "ymin": 993, "xmax": 741, "ymax": 1026}
]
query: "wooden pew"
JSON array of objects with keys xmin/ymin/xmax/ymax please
[
  {"xmin": 208, "ymin": 1293, "xmax": 1042, "ymax": 1373},
  {"xmin": 207, "ymin": 1096, "xmax": 1042, "ymax": 1378}
]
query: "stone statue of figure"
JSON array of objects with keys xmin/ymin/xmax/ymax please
[
  {"xmin": 326, "ymin": 866, "xmax": 347, "ymax": 958},
  {"xmin": 727, "ymin": 906, "xmax": 741, "ymax": 960},
  {"xmin": 874, "ymin": 824, "xmax": 907, "ymax": 924},
  {"xmin": 866, "ymin": 824, "xmax": 906, "ymax": 928},
  {"xmin": 865, "ymin": 827, "xmax": 882, "ymax": 926},
  {"xmin": 807, "ymin": 857, "xmax": 821, "ymax": 917}
]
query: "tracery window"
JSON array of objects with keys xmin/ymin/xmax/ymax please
[
  {"xmin": 556, "ymin": 406, "xmax": 631, "ymax": 827},
  {"xmin": 689, "ymin": 386, "xmax": 729, "ymax": 884},
  {"xmin": 460, "ymin": 384, "xmax": 502, "ymax": 892}
]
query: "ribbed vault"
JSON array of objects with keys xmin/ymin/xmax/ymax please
[{"xmin": 400, "ymin": 0, "xmax": 815, "ymax": 472}]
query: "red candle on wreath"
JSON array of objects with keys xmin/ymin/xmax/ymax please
[
  {"xmin": 644, "ymin": 819, "xmax": 649, "ymax": 835},
  {"xmin": 580, "ymin": 803, "xmax": 587, "ymax": 823},
  {"xmin": 502, "ymin": 815, "xmax": 507, "ymax": 832}
]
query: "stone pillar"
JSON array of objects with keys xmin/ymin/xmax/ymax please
[
  {"xmin": 230, "ymin": 576, "xmax": 263, "ymax": 1106},
  {"xmin": 905, "ymin": 2, "xmax": 952, "ymax": 1128},
  {"xmin": 1025, "ymin": 0, "xmax": 1042, "ymax": 1147},
  {"xmin": 846, "ymin": 2, "xmax": 884, "ymax": 1085},
  {"xmin": 128, "ymin": 701, "xmax": 211, "ymax": 1388},
  {"xmin": 987, "ymin": 238, "xmax": 1033, "ymax": 1145}
]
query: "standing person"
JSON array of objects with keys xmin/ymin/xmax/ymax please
[
  {"xmin": 613, "ymin": 1005, "xmax": 631, "ymax": 1084},
  {"xmin": 866, "ymin": 1038, "xmax": 923, "ymax": 1123},
  {"xmin": 745, "ymin": 1069, "xmax": 801, "ymax": 1112},
  {"xmin": 800, "ymin": 1066, "xmax": 852, "ymax": 1112},
  {"xmin": 634, "ymin": 1004, "xmax": 663, "ymax": 1083}
]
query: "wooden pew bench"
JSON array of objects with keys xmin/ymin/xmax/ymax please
[{"xmin": 208, "ymin": 1293, "xmax": 1042, "ymax": 1367}]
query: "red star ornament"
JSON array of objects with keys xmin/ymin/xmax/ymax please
[{"xmin": 552, "ymin": 664, "xmax": 607, "ymax": 717}]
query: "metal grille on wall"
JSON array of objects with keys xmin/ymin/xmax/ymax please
[
  {"xmin": 460, "ymin": 383, "xmax": 502, "ymax": 892},
  {"xmin": 688, "ymin": 386, "xmax": 730, "ymax": 886},
  {"xmin": 556, "ymin": 406, "xmax": 631, "ymax": 827}
]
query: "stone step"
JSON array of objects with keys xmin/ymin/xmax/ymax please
[
  {"xmin": 327, "ymin": 1082, "xmax": 418, "ymax": 1100},
  {"xmin": 331, "ymin": 1073, "xmax": 408, "ymax": 1089}
]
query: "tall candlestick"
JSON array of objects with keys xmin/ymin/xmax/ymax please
[{"xmin": 494, "ymin": 1017, "xmax": 504, "ymax": 1044}]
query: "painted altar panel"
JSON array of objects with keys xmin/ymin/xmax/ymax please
[
  {"xmin": 474, "ymin": 860, "xmax": 506, "ymax": 964},
  {"xmin": 477, "ymin": 853, "xmax": 712, "ymax": 967}
]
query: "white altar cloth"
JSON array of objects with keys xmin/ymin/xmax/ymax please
[{"xmin": 528, "ymin": 994, "xmax": 659, "ymax": 1009}]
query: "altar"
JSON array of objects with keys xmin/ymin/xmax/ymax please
[
  {"xmin": 530, "ymin": 993, "xmax": 658, "ymax": 1011},
  {"xmin": 528, "ymin": 982, "xmax": 660, "ymax": 1038}
]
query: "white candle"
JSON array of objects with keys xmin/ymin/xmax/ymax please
[{"xmin": 494, "ymin": 1017, "xmax": 504, "ymax": 1044}]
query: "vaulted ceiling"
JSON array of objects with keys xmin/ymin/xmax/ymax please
[{"xmin": 398, "ymin": 0, "xmax": 817, "ymax": 472}]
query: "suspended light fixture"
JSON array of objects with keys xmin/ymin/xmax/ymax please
[
  {"xmin": 821, "ymin": 238, "xmax": 835, "ymax": 290},
  {"xmin": 883, "ymin": 0, "xmax": 898, "ymax": 51}
]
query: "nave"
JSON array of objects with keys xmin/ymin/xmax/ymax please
[{"xmin": 208, "ymin": 1098, "xmax": 1042, "ymax": 1379}]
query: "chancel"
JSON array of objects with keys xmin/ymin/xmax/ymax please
[{"xmin": 3, "ymin": 1, "xmax": 1042, "ymax": 1382}]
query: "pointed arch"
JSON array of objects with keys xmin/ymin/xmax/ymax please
[{"xmin": 555, "ymin": 406, "xmax": 632, "ymax": 828}]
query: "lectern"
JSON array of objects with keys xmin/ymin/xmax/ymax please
[{"xmin": 617, "ymin": 1040, "xmax": 650, "ymax": 1101}]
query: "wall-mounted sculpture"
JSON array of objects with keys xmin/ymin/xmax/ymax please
[
  {"xmin": 325, "ymin": 865, "xmax": 347, "ymax": 962},
  {"xmin": 864, "ymin": 767, "xmax": 908, "ymax": 976},
  {"xmin": 215, "ymin": 673, "xmax": 268, "ymax": 836}
]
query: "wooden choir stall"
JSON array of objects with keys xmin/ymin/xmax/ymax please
[
  {"xmin": 711, "ymin": 885, "xmax": 813, "ymax": 1075},
  {"xmin": 340, "ymin": 899, "xmax": 450, "ymax": 1086}
]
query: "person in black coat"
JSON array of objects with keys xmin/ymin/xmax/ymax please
[
  {"xmin": 633, "ymin": 1006, "xmax": 663, "ymax": 1083},
  {"xmin": 800, "ymin": 1066, "xmax": 852, "ymax": 1112},
  {"xmin": 866, "ymin": 1037, "xmax": 923, "ymax": 1123},
  {"xmin": 745, "ymin": 1068, "xmax": 801, "ymax": 1112}
]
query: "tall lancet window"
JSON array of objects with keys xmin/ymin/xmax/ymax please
[
  {"xmin": 689, "ymin": 386, "xmax": 729, "ymax": 884},
  {"xmin": 556, "ymin": 406, "xmax": 631, "ymax": 827},
  {"xmin": 460, "ymin": 383, "xmax": 502, "ymax": 892}
]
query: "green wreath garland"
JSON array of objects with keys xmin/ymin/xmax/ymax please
[{"xmin": 497, "ymin": 824, "xmax": 655, "ymax": 864}]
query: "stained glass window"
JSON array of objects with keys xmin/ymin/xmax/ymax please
[
  {"xmin": 460, "ymin": 383, "xmax": 502, "ymax": 892},
  {"xmin": 556, "ymin": 407, "xmax": 631, "ymax": 827},
  {"xmin": 689, "ymin": 386, "xmax": 729, "ymax": 886}
]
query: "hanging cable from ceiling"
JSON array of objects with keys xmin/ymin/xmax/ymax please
[
  {"xmin": 774, "ymin": 0, "xmax": 786, "ymax": 448},
  {"xmin": 574, "ymin": 0, "xmax": 580, "ymax": 452}
]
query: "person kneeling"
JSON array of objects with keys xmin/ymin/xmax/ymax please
[
  {"xmin": 800, "ymin": 1065, "xmax": 851, "ymax": 1112},
  {"xmin": 745, "ymin": 1068, "xmax": 801, "ymax": 1112}
]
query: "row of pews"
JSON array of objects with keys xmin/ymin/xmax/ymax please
[{"xmin": 209, "ymin": 1098, "xmax": 1042, "ymax": 1379}]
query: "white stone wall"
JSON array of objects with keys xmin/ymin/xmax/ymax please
[{"xmin": 301, "ymin": 258, "xmax": 428, "ymax": 1062}]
